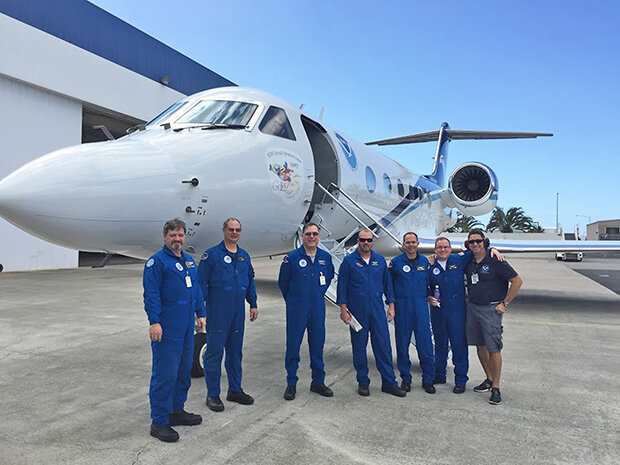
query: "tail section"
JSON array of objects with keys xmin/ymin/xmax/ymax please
[
  {"xmin": 429, "ymin": 122, "xmax": 450, "ymax": 187},
  {"xmin": 366, "ymin": 124, "xmax": 552, "ymax": 189}
]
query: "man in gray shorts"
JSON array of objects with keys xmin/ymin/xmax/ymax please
[{"xmin": 464, "ymin": 230, "xmax": 523, "ymax": 405}]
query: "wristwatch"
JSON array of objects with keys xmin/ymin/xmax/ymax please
[{"xmin": 502, "ymin": 300, "xmax": 509, "ymax": 307}]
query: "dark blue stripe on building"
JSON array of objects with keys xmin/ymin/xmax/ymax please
[{"xmin": 0, "ymin": 0, "xmax": 235, "ymax": 96}]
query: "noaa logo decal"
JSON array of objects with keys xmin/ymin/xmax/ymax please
[
  {"xmin": 481, "ymin": 264, "xmax": 490, "ymax": 273},
  {"xmin": 299, "ymin": 259, "xmax": 307, "ymax": 267},
  {"xmin": 175, "ymin": 263, "xmax": 184, "ymax": 271},
  {"xmin": 146, "ymin": 258, "xmax": 154, "ymax": 268},
  {"xmin": 224, "ymin": 255, "xmax": 232, "ymax": 264},
  {"xmin": 403, "ymin": 265, "xmax": 411, "ymax": 273},
  {"xmin": 335, "ymin": 133, "xmax": 357, "ymax": 170},
  {"xmin": 433, "ymin": 267, "xmax": 441, "ymax": 275}
]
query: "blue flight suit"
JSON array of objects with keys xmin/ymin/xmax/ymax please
[
  {"xmin": 143, "ymin": 246, "xmax": 205, "ymax": 426},
  {"xmin": 389, "ymin": 253, "xmax": 435, "ymax": 385},
  {"xmin": 336, "ymin": 250, "xmax": 398, "ymax": 388},
  {"xmin": 198, "ymin": 241, "xmax": 257, "ymax": 397},
  {"xmin": 427, "ymin": 250, "xmax": 472, "ymax": 386},
  {"xmin": 278, "ymin": 246, "xmax": 335, "ymax": 386}
]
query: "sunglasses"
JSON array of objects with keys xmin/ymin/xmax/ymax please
[
  {"xmin": 358, "ymin": 237, "xmax": 373, "ymax": 243},
  {"xmin": 304, "ymin": 232, "xmax": 319, "ymax": 236},
  {"xmin": 467, "ymin": 239, "xmax": 484, "ymax": 244},
  {"xmin": 227, "ymin": 228, "xmax": 241, "ymax": 233}
]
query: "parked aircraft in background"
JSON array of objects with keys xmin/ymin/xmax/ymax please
[{"xmin": 1, "ymin": 86, "xmax": 620, "ymax": 266}]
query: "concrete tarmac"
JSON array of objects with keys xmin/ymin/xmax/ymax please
[{"xmin": 1, "ymin": 257, "xmax": 619, "ymax": 465}]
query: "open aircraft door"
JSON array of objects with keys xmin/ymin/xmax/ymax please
[{"xmin": 300, "ymin": 116, "xmax": 340, "ymax": 226}]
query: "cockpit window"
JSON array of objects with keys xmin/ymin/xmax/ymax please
[
  {"xmin": 259, "ymin": 107, "xmax": 296, "ymax": 140},
  {"xmin": 176, "ymin": 100, "xmax": 258, "ymax": 126},
  {"xmin": 146, "ymin": 101, "xmax": 189, "ymax": 126}
]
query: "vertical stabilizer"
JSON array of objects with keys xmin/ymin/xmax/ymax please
[{"xmin": 428, "ymin": 122, "xmax": 450, "ymax": 187}]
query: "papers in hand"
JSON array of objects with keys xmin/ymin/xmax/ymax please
[{"xmin": 348, "ymin": 314, "xmax": 363, "ymax": 332}]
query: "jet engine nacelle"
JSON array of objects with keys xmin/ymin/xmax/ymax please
[{"xmin": 448, "ymin": 162, "xmax": 498, "ymax": 216}]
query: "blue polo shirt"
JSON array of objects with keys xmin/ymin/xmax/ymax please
[{"xmin": 466, "ymin": 251, "xmax": 518, "ymax": 305}]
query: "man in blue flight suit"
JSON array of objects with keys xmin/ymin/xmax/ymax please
[
  {"xmin": 278, "ymin": 223, "xmax": 335, "ymax": 401},
  {"xmin": 428, "ymin": 236, "xmax": 503, "ymax": 394},
  {"xmin": 143, "ymin": 218, "xmax": 206, "ymax": 443},
  {"xmin": 389, "ymin": 232, "xmax": 435, "ymax": 394},
  {"xmin": 337, "ymin": 229, "xmax": 406, "ymax": 397},
  {"xmin": 198, "ymin": 218, "xmax": 258, "ymax": 412},
  {"xmin": 427, "ymin": 236, "xmax": 470, "ymax": 393}
]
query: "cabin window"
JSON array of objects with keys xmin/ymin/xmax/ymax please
[
  {"xmin": 365, "ymin": 166, "xmax": 376, "ymax": 193},
  {"xmin": 408, "ymin": 185, "xmax": 417, "ymax": 200},
  {"xmin": 383, "ymin": 174, "xmax": 392, "ymax": 194},
  {"xmin": 176, "ymin": 100, "xmax": 258, "ymax": 126},
  {"xmin": 397, "ymin": 179, "xmax": 405, "ymax": 197},
  {"xmin": 259, "ymin": 107, "xmax": 296, "ymax": 140},
  {"xmin": 147, "ymin": 101, "xmax": 189, "ymax": 126}
]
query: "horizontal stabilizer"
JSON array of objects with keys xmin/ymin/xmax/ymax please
[{"xmin": 366, "ymin": 130, "xmax": 553, "ymax": 146}]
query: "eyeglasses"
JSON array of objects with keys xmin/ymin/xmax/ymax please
[
  {"xmin": 304, "ymin": 232, "xmax": 319, "ymax": 236},
  {"xmin": 358, "ymin": 237, "xmax": 373, "ymax": 243},
  {"xmin": 468, "ymin": 239, "xmax": 484, "ymax": 244},
  {"xmin": 227, "ymin": 228, "xmax": 241, "ymax": 233}
]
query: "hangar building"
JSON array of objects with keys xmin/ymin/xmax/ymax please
[
  {"xmin": 0, "ymin": 0, "xmax": 234, "ymax": 272},
  {"xmin": 587, "ymin": 220, "xmax": 620, "ymax": 241}
]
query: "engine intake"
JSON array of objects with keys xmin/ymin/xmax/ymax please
[{"xmin": 448, "ymin": 163, "xmax": 497, "ymax": 216}]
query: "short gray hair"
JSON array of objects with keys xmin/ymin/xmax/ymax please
[
  {"xmin": 223, "ymin": 217, "xmax": 242, "ymax": 229},
  {"xmin": 163, "ymin": 218, "xmax": 186, "ymax": 235}
]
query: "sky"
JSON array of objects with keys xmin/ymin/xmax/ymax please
[{"xmin": 91, "ymin": 0, "xmax": 620, "ymax": 234}]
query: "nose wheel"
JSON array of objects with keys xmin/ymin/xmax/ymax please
[{"xmin": 191, "ymin": 332, "xmax": 207, "ymax": 378}]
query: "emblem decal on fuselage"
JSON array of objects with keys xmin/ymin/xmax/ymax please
[
  {"xmin": 335, "ymin": 133, "xmax": 357, "ymax": 170},
  {"xmin": 266, "ymin": 149, "xmax": 303, "ymax": 204}
]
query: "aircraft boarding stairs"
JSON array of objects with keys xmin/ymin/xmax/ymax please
[{"xmin": 308, "ymin": 181, "xmax": 403, "ymax": 306}]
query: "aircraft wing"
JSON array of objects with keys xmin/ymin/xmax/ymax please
[{"xmin": 415, "ymin": 237, "xmax": 620, "ymax": 253}]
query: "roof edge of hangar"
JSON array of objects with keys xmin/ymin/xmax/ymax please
[{"xmin": 0, "ymin": 0, "xmax": 235, "ymax": 96}]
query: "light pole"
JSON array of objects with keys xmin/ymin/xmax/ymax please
[
  {"xmin": 556, "ymin": 192, "xmax": 559, "ymax": 234},
  {"xmin": 576, "ymin": 215, "xmax": 591, "ymax": 239}
]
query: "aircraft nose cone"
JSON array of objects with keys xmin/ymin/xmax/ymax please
[
  {"xmin": 0, "ymin": 147, "xmax": 91, "ymax": 246},
  {"xmin": 0, "ymin": 140, "xmax": 177, "ymax": 250}
]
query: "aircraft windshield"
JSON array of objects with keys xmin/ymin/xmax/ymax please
[
  {"xmin": 176, "ymin": 100, "xmax": 258, "ymax": 126},
  {"xmin": 146, "ymin": 101, "xmax": 189, "ymax": 126}
]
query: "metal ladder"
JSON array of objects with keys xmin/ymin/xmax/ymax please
[{"xmin": 310, "ymin": 181, "xmax": 404, "ymax": 306}]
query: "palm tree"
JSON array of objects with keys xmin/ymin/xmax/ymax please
[
  {"xmin": 486, "ymin": 206, "xmax": 538, "ymax": 232},
  {"xmin": 446, "ymin": 212, "xmax": 483, "ymax": 232}
]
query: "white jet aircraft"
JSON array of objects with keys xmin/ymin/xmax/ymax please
[{"xmin": 1, "ymin": 86, "xmax": 619, "ymax": 264}]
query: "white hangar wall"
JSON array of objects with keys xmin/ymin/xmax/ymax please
[{"xmin": 0, "ymin": 12, "xmax": 186, "ymax": 271}]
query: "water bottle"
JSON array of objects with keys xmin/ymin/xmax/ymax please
[{"xmin": 433, "ymin": 285, "xmax": 441, "ymax": 307}]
